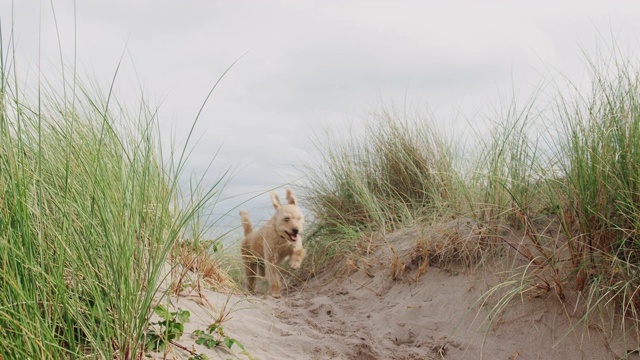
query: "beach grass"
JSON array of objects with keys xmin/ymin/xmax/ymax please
[{"xmin": 0, "ymin": 39, "xmax": 224, "ymax": 358}]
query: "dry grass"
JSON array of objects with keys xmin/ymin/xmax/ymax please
[
  {"xmin": 171, "ymin": 240, "xmax": 235, "ymax": 295},
  {"xmin": 383, "ymin": 217, "xmax": 490, "ymax": 282}
]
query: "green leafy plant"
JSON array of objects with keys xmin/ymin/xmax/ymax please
[
  {"xmin": 145, "ymin": 305, "xmax": 191, "ymax": 352},
  {"xmin": 193, "ymin": 323, "xmax": 245, "ymax": 351},
  {"xmin": 189, "ymin": 355, "xmax": 209, "ymax": 360}
]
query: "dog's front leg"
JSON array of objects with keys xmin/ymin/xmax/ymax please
[{"xmin": 289, "ymin": 247, "xmax": 306, "ymax": 270}]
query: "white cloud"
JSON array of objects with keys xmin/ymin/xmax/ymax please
[{"xmin": 3, "ymin": 0, "xmax": 640, "ymax": 227}]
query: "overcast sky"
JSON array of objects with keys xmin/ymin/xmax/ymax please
[{"xmin": 2, "ymin": 1, "xmax": 640, "ymax": 236}]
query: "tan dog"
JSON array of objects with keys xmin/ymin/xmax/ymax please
[{"xmin": 240, "ymin": 188, "xmax": 306, "ymax": 298}]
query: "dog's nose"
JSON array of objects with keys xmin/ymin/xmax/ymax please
[{"xmin": 292, "ymin": 228, "xmax": 299, "ymax": 235}]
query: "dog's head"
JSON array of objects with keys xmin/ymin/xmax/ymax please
[{"xmin": 270, "ymin": 188, "xmax": 304, "ymax": 242}]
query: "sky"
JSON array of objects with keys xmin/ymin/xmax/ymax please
[{"xmin": 2, "ymin": 1, "xmax": 640, "ymax": 237}]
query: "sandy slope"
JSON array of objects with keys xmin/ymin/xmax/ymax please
[{"xmin": 154, "ymin": 220, "xmax": 638, "ymax": 360}]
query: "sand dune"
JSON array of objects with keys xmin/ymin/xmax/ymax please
[{"xmin": 154, "ymin": 221, "xmax": 637, "ymax": 359}]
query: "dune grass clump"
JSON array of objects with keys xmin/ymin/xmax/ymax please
[
  {"xmin": 0, "ymin": 52, "xmax": 222, "ymax": 358},
  {"xmin": 554, "ymin": 58, "xmax": 640, "ymax": 323},
  {"xmin": 301, "ymin": 108, "xmax": 458, "ymax": 268},
  {"xmin": 472, "ymin": 57, "xmax": 640, "ymax": 345},
  {"xmin": 304, "ymin": 109, "xmax": 454, "ymax": 232},
  {"xmin": 468, "ymin": 98, "xmax": 549, "ymax": 231}
]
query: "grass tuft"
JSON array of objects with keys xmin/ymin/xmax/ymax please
[{"xmin": 300, "ymin": 107, "xmax": 458, "ymax": 274}]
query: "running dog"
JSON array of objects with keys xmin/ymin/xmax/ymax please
[{"xmin": 240, "ymin": 189, "xmax": 306, "ymax": 298}]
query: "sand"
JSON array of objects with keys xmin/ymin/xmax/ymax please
[{"xmin": 152, "ymin": 220, "xmax": 638, "ymax": 360}]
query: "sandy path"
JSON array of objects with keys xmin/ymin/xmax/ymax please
[
  {"xmin": 168, "ymin": 265, "xmax": 630, "ymax": 360},
  {"xmin": 157, "ymin": 222, "xmax": 637, "ymax": 359}
]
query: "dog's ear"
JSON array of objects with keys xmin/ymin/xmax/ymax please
[
  {"xmin": 270, "ymin": 191, "xmax": 281, "ymax": 210},
  {"xmin": 285, "ymin": 188, "xmax": 297, "ymax": 205}
]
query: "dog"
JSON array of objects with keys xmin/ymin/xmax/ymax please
[{"xmin": 240, "ymin": 188, "xmax": 306, "ymax": 298}]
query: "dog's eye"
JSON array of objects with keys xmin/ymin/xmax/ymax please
[{"xmin": 283, "ymin": 217, "xmax": 290, "ymax": 222}]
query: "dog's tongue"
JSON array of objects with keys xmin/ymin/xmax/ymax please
[{"xmin": 289, "ymin": 233, "xmax": 299, "ymax": 241}]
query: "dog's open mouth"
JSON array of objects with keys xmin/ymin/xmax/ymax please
[{"xmin": 285, "ymin": 231, "xmax": 299, "ymax": 242}]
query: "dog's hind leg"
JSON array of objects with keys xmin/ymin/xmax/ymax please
[
  {"xmin": 257, "ymin": 259, "xmax": 265, "ymax": 277},
  {"xmin": 265, "ymin": 258, "xmax": 282, "ymax": 298},
  {"xmin": 243, "ymin": 257, "xmax": 258, "ymax": 293}
]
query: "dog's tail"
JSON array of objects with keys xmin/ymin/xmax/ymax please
[{"xmin": 239, "ymin": 210, "xmax": 252, "ymax": 236}]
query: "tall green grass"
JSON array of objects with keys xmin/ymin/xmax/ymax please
[{"xmin": 0, "ymin": 45, "xmax": 222, "ymax": 358}]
